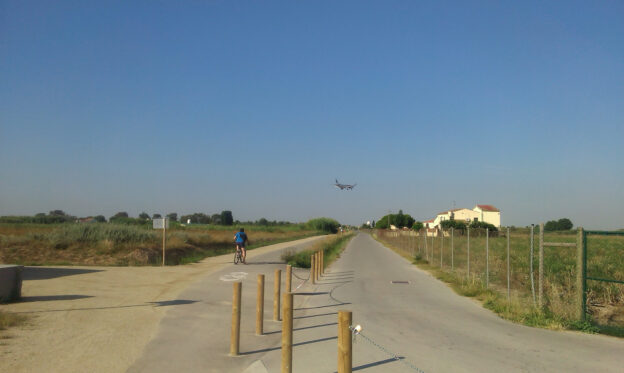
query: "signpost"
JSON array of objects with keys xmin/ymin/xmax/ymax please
[{"xmin": 153, "ymin": 217, "xmax": 169, "ymax": 266}]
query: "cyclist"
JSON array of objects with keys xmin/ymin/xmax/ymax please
[{"xmin": 234, "ymin": 228, "xmax": 248, "ymax": 264}]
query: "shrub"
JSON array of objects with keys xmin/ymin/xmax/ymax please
[{"xmin": 306, "ymin": 218, "xmax": 340, "ymax": 233}]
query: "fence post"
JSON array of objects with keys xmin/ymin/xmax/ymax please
[
  {"xmin": 286, "ymin": 265, "xmax": 292, "ymax": 293},
  {"xmin": 256, "ymin": 274, "xmax": 264, "ymax": 335},
  {"xmin": 451, "ymin": 228, "xmax": 454, "ymax": 271},
  {"xmin": 440, "ymin": 229, "xmax": 444, "ymax": 268},
  {"xmin": 281, "ymin": 292, "xmax": 293, "ymax": 373},
  {"xmin": 274, "ymin": 269, "xmax": 281, "ymax": 321},
  {"xmin": 230, "ymin": 282, "xmax": 242, "ymax": 356},
  {"xmin": 507, "ymin": 227, "xmax": 510, "ymax": 302},
  {"xmin": 530, "ymin": 225, "xmax": 536, "ymax": 307},
  {"xmin": 576, "ymin": 227, "xmax": 586, "ymax": 321},
  {"xmin": 467, "ymin": 227, "xmax": 470, "ymax": 280},
  {"xmin": 337, "ymin": 310, "xmax": 352, "ymax": 373},
  {"xmin": 424, "ymin": 230, "xmax": 428, "ymax": 262},
  {"xmin": 310, "ymin": 255, "xmax": 315, "ymax": 285},
  {"xmin": 539, "ymin": 223, "xmax": 544, "ymax": 308},
  {"xmin": 486, "ymin": 228, "xmax": 489, "ymax": 288}
]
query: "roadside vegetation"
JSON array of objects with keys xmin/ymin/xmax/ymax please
[
  {"xmin": 0, "ymin": 311, "xmax": 26, "ymax": 332},
  {"xmin": 281, "ymin": 232, "xmax": 354, "ymax": 269},
  {"xmin": 373, "ymin": 228, "xmax": 624, "ymax": 338},
  {"xmin": 0, "ymin": 216, "xmax": 341, "ymax": 266}
]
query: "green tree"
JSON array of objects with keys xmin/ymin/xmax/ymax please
[
  {"xmin": 152, "ymin": 213, "xmax": 162, "ymax": 219},
  {"xmin": 94, "ymin": 215, "xmax": 106, "ymax": 223},
  {"xmin": 221, "ymin": 211, "xmax": 234, "ymax": 226},
  {"xmin": 138, "ymin": 212, "xmax": 150, "ymax": 220},
  {"xmin": 412, "ymin": 221, "xmax": 424, "ymax": 230},
  {"xmin": 166, "ymin": 213, "xmax": 178, "ymax": 222}
]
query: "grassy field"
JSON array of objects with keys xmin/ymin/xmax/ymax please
[
  {"xmin": 374, "ymin": 228, "xmax": 624, "ymax": 337},
  {"xmin": 0, "ymin": 223, "xmax": 322, "ymax": 266}
]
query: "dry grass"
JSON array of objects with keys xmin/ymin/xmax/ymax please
[
  {"xmin": 0, "ymin": 223, "xmax": 320, "ymax": 266},
  {"xmin": 0, "ymin": 311, "xmax": 27, "ymax": 331},
  {"xmin": 375, "ymin": 229, "xmax": 624, "ymax": 336}
]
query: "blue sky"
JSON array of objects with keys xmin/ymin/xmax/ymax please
[{"xmin": 1, "ymin": 1, "xmax": 623, "ymax": 228}]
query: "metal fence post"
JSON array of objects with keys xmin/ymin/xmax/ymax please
[
  {"xmin": 486, "ymin": 228, "xmax": 489, "ymax": 288},
  {"xmin": 337, "ymin": 310, "xmax": 352, "ymax": 373},
  {"xmin": 507, "ymin": 227, "xmax": 510, "ymax": 302},
  {"xmin": 230, "ymin": 282, "xmax": 242, "ymax": 356},
  {"xmin": 576, "ymin": 227, "xmax": 586, "ymax": 321},
  {"xmin": 467, "ymin": 227, "xmax": 470, "ymax": 280},
  {"xmin": 539, "ymin": 223, "xmax": 544, "ymax": 308},
  {"xmin": 451, "ymin": 228, "xmax": 454, "ymax": 271},
  {"xmin": 256, "ymin": 274, "xmax": 264, "ymax": 335},
  {"xmin": 440, "ymin": 230, "xmax": 444, "ymax": 268},
  {"xmin": 530, "ymin": 225, "xmax": 536, "ymax": 307}
]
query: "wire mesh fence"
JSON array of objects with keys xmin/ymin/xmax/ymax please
[{"xmin": 375, "ymin": 227, "xmax": 624, "ymax": 330}]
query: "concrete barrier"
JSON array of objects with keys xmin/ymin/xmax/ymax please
[{"xmin": 0, "ymin": 265, "xmax": 24, "ymax": 302}]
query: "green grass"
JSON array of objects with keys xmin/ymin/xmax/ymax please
[{"xmin": 281, "ymin": 233, "xmax": 354, "ymax": 268}]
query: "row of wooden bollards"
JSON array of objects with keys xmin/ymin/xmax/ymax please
[{"xmin": 230, "ymin": 250, "xmax": 354, "ymax": 372}]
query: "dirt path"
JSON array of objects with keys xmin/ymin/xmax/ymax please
[{"xmin": 0, "ymin": 236, "xmax": 324, "ymax": 373}]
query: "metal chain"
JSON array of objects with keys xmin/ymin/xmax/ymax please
[{"xmin": 350, "ymin": 327, "xmax": 426, "ymax": 373}]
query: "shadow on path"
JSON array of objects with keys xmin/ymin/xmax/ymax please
[
  {"xmin": 294, "ymin": 302, "xmax": 350, "ymax": 311},
  {"xmin": 293, "ymin": 311, "xmax": 337, "ymax": 320},
  {"xmin": 240, "ymin": 336, "xmax": 338, "ymax": 355},
  {"xmin": 264, "ymin": 322, "xmax": 337, "ymax": 335},
  {"xmin": 347, "ymin": 357, "xmax": 404, "ymax": 372},
  {"xmin": 23, "ymin": 267, "xmax": 104, "ymax": 280},
  {"xmin": 12, "ymin": 299, "xmax": 199, "ymax": 313},
  {"xmin": 20, "ymin": 295, "xmax": 93, "ymax": 302}
]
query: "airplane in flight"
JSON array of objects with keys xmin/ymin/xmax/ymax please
[{"xmin": 334, "ymin": 179, "xmax": 356, "ymax": 190}]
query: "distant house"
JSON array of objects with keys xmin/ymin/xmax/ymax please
[
  {"xmin": 423, "ymin": 204, "xmax": 501, "ymax": 229},
  {"xmin": 77, "ymin": 217, "xmax": 96, "ymax": 223},
  {"xmin": 473, "ymin": 204, "xmax": 501, "ymax": 227}
]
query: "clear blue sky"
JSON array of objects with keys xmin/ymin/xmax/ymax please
[{"xmin": 1, "ymin": 1, "xmax": 623, "ymax": 229}]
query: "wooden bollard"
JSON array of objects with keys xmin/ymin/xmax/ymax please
[
  {"xmin": 310, "ymin": 255, "xmax": 316, "ymax": 284},
  {"xmin": 316, "ymin": 251, "xmax": 321, "ymax": 280},
  {"xmin": 274, "ymin": 269, "xmax": 281, "ymax": 321},
  {"xmin": 256, "ymin": 274, "xmax": 264, "ymax": 335},
  {"xmin": 230, "ymin": 282, "xmax": 242, "ymax": 356},
  {"xmin": 281, "ymin": 292, "xmax": 294, "ymax": 373},
  {"xmin": 321, "ymin": 250, "xmax": 324, "ymax": 274},
  {"xmin": 286, "ymin": 265, "xmax": 292, "ymax": 293},
  {"xmin": 338, "ymin": 310, "xmax": 352, "ymax": 373}
]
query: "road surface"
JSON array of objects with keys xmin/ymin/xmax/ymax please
[{"xmin": 129, "ymin": 233, "xmax": 624, "ymax": 372}]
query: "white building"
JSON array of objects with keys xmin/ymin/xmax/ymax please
[{"xmin": 424, "ymin": 204, "xmax": 501, "ymax": 229}]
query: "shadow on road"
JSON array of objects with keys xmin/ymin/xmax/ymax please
[
  {"xmin": 23, "ymin": 267, "xmax": 104, "ymax": 280},
  {"xmin": 294, "ymin": 302, "xmax": 350, "ymax": 311},
  {"xmin": 20, "ymin": 295, "xmax": 93, "ymax": 302},
  {"xmin": 13, "ymin": 299, "xmax": 199, "ymax": 313},
  {"xmin": 294, "ymin": 292, "xmax": 328, "ymax": 296},
  {"xmin": 264, "ymin": 322, "xmax": 338, "ymax": 335},
  {"xmin": 348, "ymin": 357, "xmax": 404, "ymax": 371},
  {"xmin": 293, "ymin": 311, "xmax": 337, "ymax": 320},
  {"xmin": 240, "ymin": 336, "xmax": 338, "ymax": 355}
]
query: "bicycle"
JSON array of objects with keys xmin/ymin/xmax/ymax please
[{"xmin": 234, "ymin": 247, "xmax": 244, "ymax": 264}]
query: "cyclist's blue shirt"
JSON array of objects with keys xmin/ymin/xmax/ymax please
[{"xmin": 235, "ymin": 232, "xmax": 247, "ymax": 243}]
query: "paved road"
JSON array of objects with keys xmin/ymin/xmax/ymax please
[{"xmin": 129, "ymin": 233, "xmax": 624, "ymax": 372}]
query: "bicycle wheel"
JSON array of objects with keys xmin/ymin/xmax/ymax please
[{"xmin": 234, "ymin": 250, "xmax": 240, "ymax": 264}]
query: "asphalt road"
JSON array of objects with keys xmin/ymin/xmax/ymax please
[{"xmin": 129, "ymin": 233, "xmax": 624, "ymax": 372}]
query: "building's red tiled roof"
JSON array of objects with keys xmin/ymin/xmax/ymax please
[
  {"xmin": 476, "ymin": 204, "xmax": 499, "ymax": 212},
  {"xmin": 424, "ymin": 219, "xmax": 434, "ymax": 223}
]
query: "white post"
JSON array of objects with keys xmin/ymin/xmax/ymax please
[
  {"xmin": 451, "ymin": 228, "xmax": 454, "ymax": 271},
  {"xmin": 467, "ymin": 227, "xmax": 470, "ymax": 280},
  {"xmin": 530, "ymin": 225, "xmax": 536, "ymax": 307}
]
